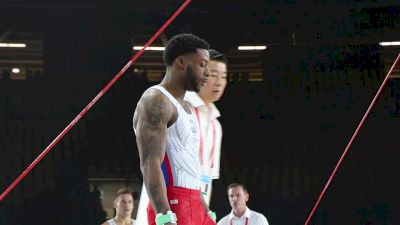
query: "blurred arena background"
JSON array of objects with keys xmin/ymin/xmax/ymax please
[{"xmin": 1, "ymin": 1, "xmax": 400, "ymax": 224}]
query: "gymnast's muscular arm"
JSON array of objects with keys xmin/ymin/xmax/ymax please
[{"xmin": 134, "ymin": 89, "xmax": 176, "ymax": 220}]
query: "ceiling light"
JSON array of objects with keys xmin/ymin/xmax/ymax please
[
  {"xmin": 0, "ymin": 43, "xmax": 26, "ymax": 48},
  {"xmin": 12, "ymin": 68, "xmax": 20, "ymax": 73},
  {"xmin": 379, "ymin": 41, "xmax": 400, "ymax": 46},
  {"xmin": 238, "ymin": 46, "xmax": 267, "ymax": 51}
]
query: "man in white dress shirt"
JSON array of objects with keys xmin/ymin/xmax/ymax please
[
  {"xmin": 185, "ymin": 49, "xmax": 228, "ymax": 205},
  {"xmin": 218, "ymin": 183, "xmax": 269, "ymax": 225}
]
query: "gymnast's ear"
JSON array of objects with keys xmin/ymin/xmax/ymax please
[{"xmin": 175, "ymin": 56, "xmax": 186, "ymax": 71}]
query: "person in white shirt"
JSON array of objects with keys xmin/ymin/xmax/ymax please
[
  {"xmin": 135, "ymin": 49, "xmax": 227, "ymax": 225},
  {"xmin": 218, "ymin": 183, "xmax": 269, "ymax": 225},
  {"xmin": 101, "ymin": 187, "xmax": 136, "ymax": 225},
  {"xmin": 185, "ymin": 49, "xmax": 228, "ymax": 205},
  {"xmin": 133, "ymin": 33, "xmax": 216, "ymax": 225}
]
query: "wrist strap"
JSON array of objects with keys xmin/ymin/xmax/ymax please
[
  {"xmin": 155, "ymin": 211, "xmax": 177, "ymax": 225},
  {"xmin": 208, "ymin": 210, "xmax": 217, "ymax": 221}
]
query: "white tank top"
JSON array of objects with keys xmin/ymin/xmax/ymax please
[
  {"xmin": 106, "ymin": 218, "xmax": 135, "ymax": 225},
  {"xmin": 149, "ymin": 85, "xmax": 201, "ymax": 190}
]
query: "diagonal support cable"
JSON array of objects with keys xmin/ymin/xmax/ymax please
[
  {"xmin": 304, "ymin": 52, "xmax": 400, "ymax": 225},
  {"xmin": 0, "ymin": 0, "xmax": 192, "ymax": 202}
]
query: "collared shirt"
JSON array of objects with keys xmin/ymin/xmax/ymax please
[
  {"xmin": 217, "ymin": 207, "xmax": 269, "ymax": 225},
  {"xmin": 185, "ymin": 91, "xmax": 222, "ymax": 179}
]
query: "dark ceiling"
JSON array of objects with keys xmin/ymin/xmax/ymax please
[{"xmin": 1, "ymin": 0, "xmax": 399, "ymax": 51}]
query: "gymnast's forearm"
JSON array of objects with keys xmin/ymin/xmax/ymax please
[{"xmin": 141, "ymin": 160, "xmax": 171, "ymax": 214}]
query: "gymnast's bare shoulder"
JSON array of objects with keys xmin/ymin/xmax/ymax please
[{"xmin": 132, "ymin": 88, "xmax": 177, "ymax": 132}]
